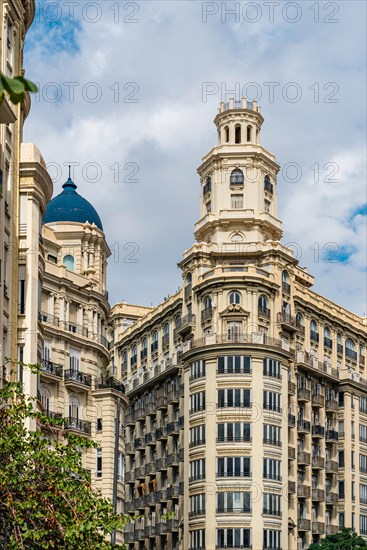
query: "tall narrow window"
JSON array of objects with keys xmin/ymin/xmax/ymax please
[
  {"xmin": 235, "ymin": 125, "xmax": 241, "ymax": 144},
  {"xmin": 70, "ymin": 348, "xmax": 80, "ymax": 371},
  {"xmin": 63, "ymin": 255, "xmax": 75, "ymax": 271},
  {"xmin": 18, "ymin": 265, "xmax": 26, "ymax": 314},
  {"xmin": 96, "ymin": 448, "xmax": 102, "ymax": 478},
  {"xmin": 247, "ymin": 125, "xmax": 252, "ymax": 142},
  {"xmin": 224, "ymin": 126, "xmax": 229, "ymax": 143}
]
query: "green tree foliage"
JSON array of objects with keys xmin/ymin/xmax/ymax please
[
  {"xmin": 308, "ymin": 528, "xmax": 367, "ymax": 550},
  {"xmin": 0, "ymin": 367, "xmax": 131, "ymax": 549},
  {"xmin": 0, "ymin": 74, "xmax": 38, "ymax": 105}
]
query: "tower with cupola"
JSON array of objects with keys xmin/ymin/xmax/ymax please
[{"xmin": 196, "ymin": 98, "xmax": 282, "ymax": 247}]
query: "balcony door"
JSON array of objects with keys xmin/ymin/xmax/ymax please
[
  {"xmin": 227, "ymin": 321, "xmax": 242, "ymax": 342},
  {"xmin": 70, "ymin": 348, "xmax": 80, "ymax": 372},
  {"xmin": 69, "ymin": 395, "xmax": 80, "ymax": 420}
]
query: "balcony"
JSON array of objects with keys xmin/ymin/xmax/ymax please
[
  {"xmin": 312, "ymin": 489, "xmax": 325, "ymax": 501},
  {"xmin": 298, "ymin": 519, "xmax": 311, "ymax": 531},
  {"xmin": 288, "ymin": 414, "xmax": 296, "ymax": 427},
  {"xmin": 282, "ymin": 281, "xmax": 291, "ymax": 294},
  {"xmin": 40, "ymin": 360, "xmax": 63, "ymax": 380},
  {"xmin": 134, "ymin": 466, "xmax": 145, "ymax": 479},
  {"xmin": 326, "ymin": 491, "xmax": 338, "ymax": 505},
  {"xmin": 288, "ymin": 481, "xmax": 296, "ymax": 494},
  {"xmin": 298, "ymin": 451, "xmax": 311, "ymax": 465},
  {"xmin": 156, "ymin": 457, "xmax": 167, "ymax": 471},
  {"xmin": 258, "ymin": 306, "xmax": 270, "ymax": 319},
  {"xmin": 278, "ymin": 312, "xmax": 298, "ymax": 332},
  {"xmin": 125, "ymin": 410, "xmax": 135, "ymax": 426},
  {"xmin": 312, "ymin": 424, "xmax": 325, "ymax": 438},
  {"xmin": 175, "ymin": 313, "xmax": 196, "ymax": 337},
  {"xmin": 145, "ymin": 432, "xmax": 156, "ymax": 446},
  {"xmin": 288, "ymin": 381, "xmax": 296, "ymax": 395},
  {"xmin": 155, "ymin": 522, "xmax": 168, "ymax": 535},
  {"xmin": 157, "ymin": 395, "xmax": 168, "ymax": 409},
  {"xmin": 346, "ymin": 348, "xmax": 358, "ymax": 361},
  {"xmin": 135, "ymin": 528, "xmax": 145, "ymax": 539},
  {"xmin": 201, "ymin": 306, "xmax": 213, "ymax": 323},
  {"xmin": 325, "ymin": 399, "xmax": 338, "ymax": 412},
  {"xmin": 312, "ymin": 393, "xmax": 325, "ymax": 407},
  {"xmin": 156, "ymin": 427, "xmax": 167, "ymax": 440},
  {"xmin": 298, "ymin": 485, "xmax": 310, "ymax": 498},
  {"xmin": 94, "ymin": 377, "xmax": 124, "ymax": 393},
  {"xmin": 310, "ymin": 330, "xmax": 319, "ymax": 343},
  {"xmin": 297, "ymin": 387, "xmax": 311, "ymax": 401},
  {"xmin": 325, "ymin": 460, "xmax": 338, "ymax": 474},
  {"xmin": 145, "ymin": 525, "xmax": 156, "ymax": 537},
  {"xmin": 167, "ymin": 452, "xmax": 179, "ymax": 466},
  {"xmin": 125, "ymin": 441, "xmax": 135, "ymax": 454},
  {"xmin": 288, "ymin": 446, "xmax": 296, "ymax": 460},
  {"xmin": 326, "ymin": 429, "xmax": 338, "ymax": 442},
  {"xmin": 184, "ymin": 284, "xmax": 192, "ymax": 300},
  {"xmin": 151, "ymin": 341, "xmax": 159, "ymax": 354},
  {"xmin": 167, "ymin": 484, "xmax": 180, "ymax": 499},
  {"xmin": 145, "ymin": 462, "xmax": 155, "ymax": 475},
  {"xmin": 312, "ymin": 456, "xmax": 325, "ymax": 469},
  {"xmin": 134, "ymin": 438, "xmax": 145, "ymax": 450},
  {"xmin": 167, "ymin": 388, "xmax": 179, "ymax": 403},
  {"xmin": 64, "ymin": 417, "xmax": 91, "ymax": 435},
  {"xmin": 297, "ymin": 324, "xmax": 305, "ymax": 336},
  {"xmin": 326, "ymin": 525, "xmax": 338, "ymax": 535},
  {"xmin": 125, "ymin": 470, "xmax": 135, "ymax": 483},
  {"xmin": 40, "ymin": 311, "xmax": 59, "ymax": 326},
  {"xmin": 312, "ymin": 522, "xmax": 325, "ymax": 535},
  {"xmin": 297, "ymin": 419, "xmax": 311, "ymax": 433},
  {"xmin": 64, "ymin": 369, "xmax": 92, "ymax": 389},
  {"xmin": 167, "ymin": 518, "xmax": 179, "ymax": 531},
  {"xmin": 167, "ymin": 421, "xmax": 179, "ymax": 435}
]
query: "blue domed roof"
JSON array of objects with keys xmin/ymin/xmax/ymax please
[{"xmin": 44, "ymin": 176, "xmax": 103, "ymax": 231}]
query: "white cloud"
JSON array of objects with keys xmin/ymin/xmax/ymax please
[{"xmin": 24, "ymin": 0, "xmax": 367, "ymax": 315}]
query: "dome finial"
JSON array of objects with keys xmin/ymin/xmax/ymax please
[
  {"xmin": 68, "ymin": 164, "xmax": 71, "ymax": 179},
  {"xmin": 62, "ymin": 166, "xmax": 77, "ymax": 191}
]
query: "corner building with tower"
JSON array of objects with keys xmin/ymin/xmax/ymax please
[{"xmin": 111, "ymin": 98, "xmax": 367, "ymax": 550}]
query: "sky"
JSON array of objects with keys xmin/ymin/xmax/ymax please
[{"xmin": 24, "ymin": 0, "xmax": 367, "ymax": 316}]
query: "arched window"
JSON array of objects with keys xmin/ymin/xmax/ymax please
[
  {"xmin": 258, "ymin": 295, "xmax": 269, "ymax": 317},
  {"xmin": 346, "ymin": 338, "xmax": 357, "ymax": 360},
  {"xmin": 203, "ymin": 176, "xmax": 211, "ymax": 196},
  {"xmin": 230, "ymin": 169, "xmax": 244, "ymax": 186},
  {"xmin": 282, "ymin": 271, "xmax": 288, "ymax": 283},
  {"xmin": 282, "ymin": 270, "xmax": 290, "ymax": 293},
  {"xmin": 153, "ymin": 331, "xmax": 158, "ymax": 342},
  {"xmin": 310, "ymin": 319, "xmax": 319, "ymax": 342},
  {"xmin": 229, "ymin": 291, "xmax": 241, "ymax": 305},
  {"xmin": 204, "ymin": 295, "xmax": 212, "ymax": 309},
  {"xmin": 132, "ymin": 345, "xmax": 137, "ymax": 356},
  {"xmin": 186, "ymin": 273, "xmax": 192, "ymax": 284},
  {"xmin": 264, "ymin": 175, "xmax": 273, "ymax": 194},
  {"xmin": 247, "ymin": 125, "xmax": 252, "ymax": 142},
  {"xmin": 40, "ymin": 385, "xmax": 51, "ymax": 413},
  {"xmin": 163, "ymin": 323, "xmax": 169, "ymax": 336},
  {"xmin": 235, "ymin": 125, "xmax": 241, "ymax": 144},
  {"xmin": 337, "ymin": 333, "xmax": 342, "ymax": 344},
  {"xmin": 63, "ymin": 254, "xmax": 74, "ymax": 271},
  {"xmin": 174, "ymin": 315, "xmax": 181, "ymax": 328},
  {"xmin": 296, "ymin": 312, "xmax": 304, "ymax": 327},
  {"xmin": 68, "ymin": 395, "xmax": 80, "ymax": 420},
  {"xmin": 346, "ymin": 338, "xmax": 355, "ymax": 350},
  {"xmin": 224, "ymin": 126, "xmax": 229, "ymax": 143},
  {"xmin": 324, "ymin": 326, "xmax": 332, "ymax": 349}
]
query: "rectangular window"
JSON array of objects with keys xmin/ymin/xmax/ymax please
[
  {"xmin": 338, "ymin": 450, "xmax": 345, "ymax": 467},
  {"xmin": 190, "ymin": 391, "xmax": 205, "ymax": 413},
  {"xmin": 190, "ymin": 529, "xmax": 205, "ymax": 548},
  {"xmin": 361, "ymin": 515, "xmax": 367, "ymax": 535},
  {"xmin": 339, "ymin": 512, "xmax": 345, "ymax": 530},
  {"xmin": 217, "ymin": 355, "xmax": 251, "ymax": 374},
  {"xmin": 263, "ymin": 529, "xmax": 281, "ymax": 550},
  {"xmin": 190, "ymin": 493, "xmax": 206, "ymax": 515},
  {"xmin": 18, "ymin": 265, "xmax": 26, "ymax": 314},
  {"xmin": 263, "ymin": 358, "xmax": 281, "ymax": 379},
  {"xmin": 217, "ymin": 422, "xmax": 251, "ymax": 443},
  {"xmin": 231, "ymin": 194, "xmax": 243, "ymax": 209},
  {"xmin": 263, "ymin": 424, "xmax": 281, "ymax": 446},
  {"xmin": 96, "ymin": 448, "xmax": 102, "ymax": 478},
  {"xmin": 190, "ymin": 425, "xmax": 205, "ymax": 447},
  {"xmin": 264, "ymin": 199, "xmax": 271, "ymax": 213},
  {"xmin": 360, "ymin": 397, "xmax": 367, "ymax": 413},
  {"xmin": 217, "ymin": 528, "xmax": 251, "ymax": 548},
  {"xmin": 360, "ymin": 484, "xmax": 367, "ymax": 504},
  {"xmin": 70, "ymin": 348, "xmax": 80, "ymax": 371},
  {"xmin": 216, "ymin": 491, "xmax": 251, "ymax": 513},
  {"xmin": 217, "ymin": 388, "xmax": 251, "ymax": 408},
  {"xmin": 190, "ymin": 459, "xmax": 205, "ymax": 481},
  {"xmin": 263, "ymin": 391, "xmax": 281, "ymax": 412},
  {"xmin": 263, "ymin": 493, "xmax": 281, "ymax": 516},
  {"xmin": 339, "ymin": 391, "xmax": 344, "ymax": 406},
  {"xmin": 360, "ymin": 454, "xmax": 367, "ymax": 473},
  {"xmin": 338, "ymin": 481, "xmax": 345, "ymax": 499},
  {"xmin": 263, "ymin": 458, "xmax": 281, "ymax": 481},
  {"xmin": 96, "ymin": 418, "xmax": 103, "ymax": 432},
  {"xmin": 217, "ymin": 457, "xmax": 251, "ymax": 478},
  {"xmin": 190, "ymin": 360, "xmax": 206, "ymax": 380}
]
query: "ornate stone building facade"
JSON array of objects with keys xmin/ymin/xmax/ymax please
[{"xmin": 111, "ymin": 99, "xmax": 367, "ymax": 550}]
